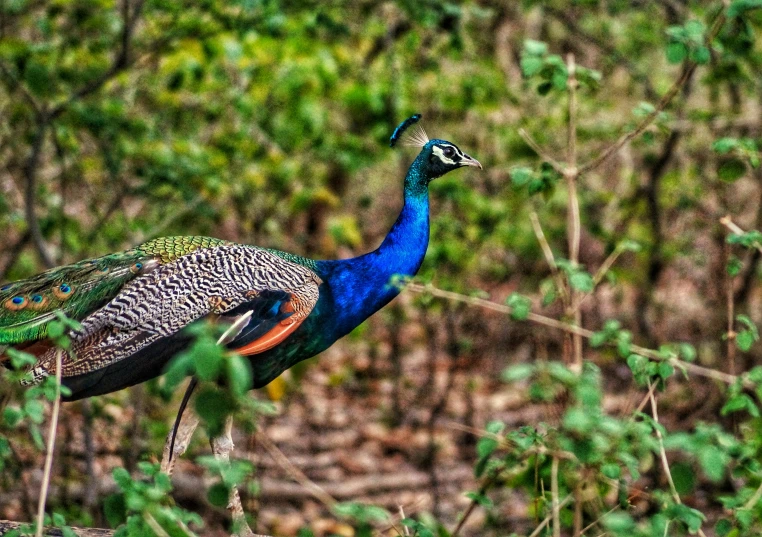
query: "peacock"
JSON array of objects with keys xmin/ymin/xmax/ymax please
[
  {"xmin": 0, "ymin": 113, "xmax": 480, "ymax": 405},
  {"xmin": 0, "ymin": 115, "xmax": 481, "ymax": 533}
]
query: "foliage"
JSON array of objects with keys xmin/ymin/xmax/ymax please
[{"xmin": 4, "ymin": 0, "xmax": 762, "ymax": 536}]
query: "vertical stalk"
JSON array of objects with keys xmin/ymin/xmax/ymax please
[
  {"xmin": 36, "ymin": 349, "xmax": 62, "ymax": 537},
  {"xmin": 551, "ymin": 456, "xmax": 561, "ymax": 537},
  {"xmin": 565, "ymin": 53, "xmax": 583, "ymax": 372},
  {"xmin": 725, "ymin": 242, "xmax": 736, "ymax": 376}
]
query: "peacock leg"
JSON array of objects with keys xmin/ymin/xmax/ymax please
[
  {"xmin": 211, "ymin": 416, "xmax": 255, "ymax": 537},
  {"xmin": 160, "ymin": 406, "xmax": 200, "ymax": 476}
]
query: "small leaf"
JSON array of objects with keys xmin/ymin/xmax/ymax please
[
  {"xmin": 207, "ymin": 482, "xmax": 229, "ymax": 507},
  {"xmin": 666, "ymin": 42, "xmax": 688, "ymax": 63},
  {"xmin": 569, "ymin": 271, "xmax": 594, "ymax": 292},
  {"xmin": 718, "ymin": 159, "xmax": 747, "ymax": 182}
]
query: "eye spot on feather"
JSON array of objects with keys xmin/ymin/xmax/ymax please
[
  {"xmin": 28, "ymin": 294, "xmax": 49, "ymax": 310},
  {"xmin": 130, "ymin": 262, "xmax": 144, "ymax": 274},
  {"xmin": 0, "ymin": 284, "xmax": 13, "ymax": 291},
  {"xmin": 54, "ymin": 284, "xmax": 74, "ymax": 300},
  {"xmin": 99, "ymin": 266, "xmax": 110, "ymax": 273},
  {"xmin": 5, "ymin": 296, "xmax": 28, "ymax": 310}
]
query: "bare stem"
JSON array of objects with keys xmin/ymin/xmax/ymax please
[
  {"xmin": 527, "ymin": 495, "xmax": 573, "ymax": 537},
  {"xmin": 35, "ymin": 350, "xmax": 62, "ymax": 537},
  {"xmin": 529, "ymin": 211, "xmax": 569, "ymax": 305},
  {"xmin": 578, "ymin": 6, "xmax": 727, "ymax": 174},
  {"xmin": 720, "ymin": 215, "xmax": 762, "ymax": 253},
  {"xmin": 551, "ymin": 457, "xmax": 561, "ymax": 537},
  {"xmin": 256, "ymin": 432, "xmax": 337, "ymax": 510},
  {"xmin": 518, "ymin": 128, "xmax": 565, "ymax": 175},
  {"xmin": 573, "ymin": 246, "xmax": 626, "ymax": 314},
  {"xmin": 405, "ymin": 282, "xmax": 745, "ymax": 387},
  {"xmin": 565, "ymin": 53, "xmax": 583, "ymax": 373}
]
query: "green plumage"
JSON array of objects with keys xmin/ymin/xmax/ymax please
[{"xmin": 0, "ymin": 236, "xmax": 230, "ymax": 345}]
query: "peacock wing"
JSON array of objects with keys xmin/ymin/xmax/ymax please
[
  {"xmin": 0, "ymin": 252, "xmax": 159, "ymax": 346},
  {"xmin": 27, "ymin": 244, "xmax": 321, "ymax": 388}
]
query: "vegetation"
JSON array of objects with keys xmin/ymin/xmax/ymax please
[{"xmin": 3, "ymin": 0, "xmax": 762, "ymax": 536}]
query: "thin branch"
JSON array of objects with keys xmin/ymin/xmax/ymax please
[
  {"xmin": 527, "ymin": 495, "xmax": 573, "ymax": 537},
  {"xmin": 551, "ymin": 456, "xmax": 560, "ymax": 537},
  {"xmin": 572, "ymin": 244, "xmax": 627, "ymax": 314},
  {"xmin": 720, "ymin": 215, "xmax": 762, "ymax": 253},
  {"xmin": 743, "ymin": 480, "xmax": 762, "ymax": 510},
  {"xmin": 726, "ymin": 242, "xmax": 737, "ymax": 376},
  {"xmin": 578, "ymin": 6, "xmax": 727, "ymax": 174},
  {"xmin": 648, "ymin": 382, "xmax": 708, "ymax": 537},
  {"xmin": 518, "ymin": 128, "xmax": 565, "ymax": 175},
  {"xmin": 0, "ymin": 61, "xmax": 43, "ymax": 116},
  {"xmin": 544, "ymin": 5, "xmax": 657, "ymax": 100},
  {"xmin": 405, "ymin": 282, "xmax": 745, "ymax": 387},
  {"xmin": 24, "ymin": 121, "xmax": 55, "ymax": 269},
  {"xmin": 50, "ymin": 0, "xmax": 146, "ymax": 119},
  {"xmin": 565, "ymin": 53, "xmax": 583, "ymax": 372},
  {"xmin": 451, "ymin": 468, "xmax": 501, "ymax": 537},
  {"xmin": 255, "ymin": 432, "xmax": 337, "ymax": 510},
  {"xmin": 529, "ymin": 210, "xmax": 569, "ymax": 305},
  {"xmin": 35, "ymin": 350, "xmax": 62, "ymax": 537}
]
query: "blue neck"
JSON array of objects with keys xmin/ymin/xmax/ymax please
[{"xmin": 317, "ymin": 159, "xmax": 430, "ymax": 337}]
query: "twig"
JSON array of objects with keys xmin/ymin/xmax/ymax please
[
  {"xmin": 143, "ymin": 513, "xmax": 171, "ymax": 537},
  {"xmin": 49, "ymin": 0, "xmax": 146, "ymax": 119},
  {"xmin": 648, "ymin": 382, "xmax": 708, "ymax": 537},
  {"xmin": 572, "ymin": 244, "xmax": 627, "ymax": 314},
  {"xmin": 648, "ymin": 383, "xmax": 679, "ymax": 504},
  {"xmin": 24, "ymin": 121, "xmax": 55, "ymax": 269},
  {"xmin": 35, "ymin": 350, "xmax": 62, "ymax": 537},
  {"xmin": 451, "ymin": 468, "xmax": 501, "ymax": 537},
  {"xmin": 565, "ymin": 53, "xmax": 583, "ymax": 373},
  {"xmin": 743, "ymin": 480, "xmax": 762, "ymax": 510},
  {"xmin": 578, "ymin": 6, "xmax": 727, "ymax": 174},
  {"xmin": 551, "ymin": 457, "xmax": 561, "ymax": 537},
  {"xmin": 518, "ymin": 128, "xmax": 565, "ymax": 175},
  {"xmin": 720, "ymin": 215, "xmax": 762, "ymax": 253},
  {"xmin": 529, "ymin": 211, "xmax": 569, "ymax": 304},
  {"xmin": 255, "ymin": 432, "xmax": 337, "ymax": 510},
  {"xmin": 726, "ymin": 242, "xmax": 737, "ymax": 376},
  {"xmin": 405, "ymin": 282, "xmax": 746, "ymax": 387},
  {"xmin": 398, "ymin": 506, "xmax": 410, "ymax": 537},
  {"xmin": 527, "ymin": 495, "xmax": 573, "ymax": 537}
]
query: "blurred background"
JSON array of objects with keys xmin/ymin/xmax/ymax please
[{"xmin": 2, "ymin": 1, "xmax": 762, "ymax": 536}]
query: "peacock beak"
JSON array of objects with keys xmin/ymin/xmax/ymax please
[{"xmin": 461, "ymin": 153, "xmax": 482, "ymax": 170}]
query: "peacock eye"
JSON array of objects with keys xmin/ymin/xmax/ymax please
[{"xmin": 443, "ymin": 146, "xmax": 455, "ymax": 158}]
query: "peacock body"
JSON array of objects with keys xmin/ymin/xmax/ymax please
[{"xmin": 0, "ymin": 116, "xmax": 481, "ymax": 401}]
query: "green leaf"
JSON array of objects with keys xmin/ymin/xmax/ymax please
[
  {"xmin": 477, "ymin": 437, "xmax": 499, "ymax": 458},
  {"xmin": 666, "ymin": 42, "xmax": 688, "ymax": 64},
  {"xmin": 506, "ymin": 293, "xmax": 531, "ymax": 320},
  {"xmin": 737, "ymin": 331, "xmax": 756, "ymax": 352},
  {"xmin": 501, "ymin": 363, "xmax": 534, "ymax": 382},
  {"xmin": 523, "ymin": 39, "xmax": 548, "ymax": 56},
  {"xmin": 103, "ymin": 494, "xmax": 126, "ymax": 527},
  {"xmin": 692, "ymin": 45, "xmax": 710, "ymax": 64},
  {"xmin": 602, "ymin": 512, "xmax": 635, "ymax": 532},
  {"xmin": 207, "ymin": 482, "xmax": 229, "ymax": 507},
  {"xmin": 520, "ymin": 57, "xmax": 543, "ymax": 77},
  {"xmin": 226, "ymin": 354, "xmax": 252, "ymax": 396},
  {"xmin": 510, "ymin": 166, "xmax": 533, "ymax": 187},
  {"xmin": 713, "ymin": 137, "xmax": 739, "ymax": 154},
  {"xmin": 601, "ymin": 463, "xmax": 621, "ymax": 479},
  {"xmin": 671, "ymin": 462, "xmax": 696, "ymax": 495},
  {"xmin": 698, "ymin": 446, "xmax": 727, "ymax": 482},
  {"xmin": 194, "ymin": 388, "xmax": 235, "ymax": 437},
  {"xmin": 718, "ymin": 159, "xmax": 747, "ymax": 182},
  {"xmin": 569, "ymin": 271, "xmax": 594, "ymax": 292}
]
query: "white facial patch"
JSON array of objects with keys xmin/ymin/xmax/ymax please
[{"xmin": 432, "ymin": 144, "xmax": 460, "ymax": 166}]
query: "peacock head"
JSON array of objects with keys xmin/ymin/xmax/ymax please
[{"xmin": 390, "ymin": 114, "xmax": 481, "ymax": 185}]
